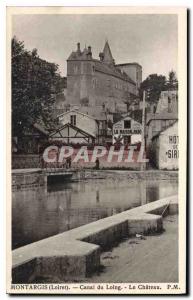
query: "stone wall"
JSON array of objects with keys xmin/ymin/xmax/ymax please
[
  {"xmin": 12, "ymin": 155, "xmax": 41, "ymax": 169},
  {"xmin": 12, "ymin": 195, "xmax": 178, "ymax": 283},
  {"xmin": 12, "ymin": 169, "xmax": 46, "ymax": 190}
]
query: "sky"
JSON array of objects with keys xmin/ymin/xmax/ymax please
[{"xmin": 12, "ymin": 14, "xmax": 178, "ymax": 80}]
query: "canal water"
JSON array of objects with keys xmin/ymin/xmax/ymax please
[{"xmin": 12, "ymin": 177, "xmax": 178, "ymax": 249}]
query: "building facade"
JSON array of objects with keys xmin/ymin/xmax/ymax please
[
  {"xmin": 113, "ymin": 115, "xmax": 142, "ymax": 145},
  {"xmin": 146, "ymin": 112, "xmax": 178, "ymax": 146},
  {"xmin": 57, "ymin": 110, "xmax": 98, "ymax": 141},
  {"xmin": 49, "ymin": 123, "xmax": 96, "ymax": 144},
  {"xmin": 66, "ymin": 41, "xmax": 142, "ymax": 113},
  {"xmin": 150, "ymin": 121, "xmax": 178, "ymax": 170},
  {"xmin": 115, "ymin": 63, "xmax": 142, "ymax": 90}
]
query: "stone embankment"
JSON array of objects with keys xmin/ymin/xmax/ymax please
[
  {"xmin": 12, "ymin": 195, "xmax": 178, "ymax": 283},
  {"xmin": 12, "ymin": 168, "xmax": 178, "ymax": 190}
]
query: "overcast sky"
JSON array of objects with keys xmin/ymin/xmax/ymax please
[{"xmin": 12, "ymin": 14, "xmax": 178, "ymax": 80}]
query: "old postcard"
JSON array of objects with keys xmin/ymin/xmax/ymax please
[{"xmin": 6, "ymin": 6, "xmax": 187, "ymax": 294}]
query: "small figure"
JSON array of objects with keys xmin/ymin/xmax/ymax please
[
  {"xmin": 66, "ymin": 157, "xmax": 72, "ymax": 169},
  {"xmin": 95, "ymin": 158, "xmax": 100, "ymax": 170}
]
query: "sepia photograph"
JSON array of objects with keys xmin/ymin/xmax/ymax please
[{"xmin": 6, "ymin": 6, "xmax": 187, "ymax": 295}]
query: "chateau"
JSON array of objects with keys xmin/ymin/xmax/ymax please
[{"xmin": 66, "ymin": 41, "xmax": 142, "ymax": 113}]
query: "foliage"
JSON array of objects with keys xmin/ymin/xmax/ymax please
[
  {"xmin": 139, "ymin": 71, "xmax": 178, "ymax": 105},
  {"xmin": 139, "ymin": 74, "xmax": 167, "ymax": 104},
  {"xmin": 12, "ymin": 37, "xmax": 64, "ymax": 136},
  {"xmin": 167, "ymin": 70, "xmax": 178, "ymax": 90}
]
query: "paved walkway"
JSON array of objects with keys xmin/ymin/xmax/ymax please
[{"xmin": 87, "ymin": 215, "xmax": 178, "ymax": 283}]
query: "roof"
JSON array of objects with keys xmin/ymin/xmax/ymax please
[
  {"xmin": 116, "ymin": 62, "xmax": 142, "ymax": 68},
  {"xmin": 103, "ymin": 41, "xmax": 114, "ymax": 64},
  {"xmin": 57, "ymin": 109, "xmax": 97, "ymax": 121},
  {"xmin": 146, "ymin": 112, "xmax": 178, "ymax": 124},
  {"xmin": 94, "ymin": 61, "xmax": 136, "ymax": 85},
  {"xmin": 113, "ymin": 113, "xmax": 141, "ymax": 126},
  {"xmin": 67, "ymin": 42, "xmax": 136, "ymax": 85},
  {"xmin": 49, "ymin": 122, "xmax": 95, "ymax": 138},
  {"xmin": 78, "ymin": 106, "xmax": 107, "ymax": 121},
  {"xmin": 152, "ymin": 120, "xmax": 178, "ymax": 140}
]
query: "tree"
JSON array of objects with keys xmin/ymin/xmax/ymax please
[
  {"xmin": 123, "ymin": 92, "xmax": 139, "ymax": 113},
  {"xmin": 12, "ymin": 37, "xmax": 64, "ymax": 136},
  {"xmin": 166, "ymin": 70, "xmax": 178, "ymax": 90},
  {"xmin": 139, "ymin": 74, "xmax": 167, "ymax": 105}
]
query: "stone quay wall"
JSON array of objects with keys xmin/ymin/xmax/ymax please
[
  {"xmin": 12, "ymin": 195, "xmax": 178, "ymax": 283},
  {"xmin": 12, "ymin": 169, "xmax": 47, "ymax": 190}
]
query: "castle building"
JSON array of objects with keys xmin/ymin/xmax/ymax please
[{"xmin": 66, "ymin": 41, "xmax": 142, "ymax": 113}]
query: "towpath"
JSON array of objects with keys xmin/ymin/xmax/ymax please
[{"xmin": 87, "ymin": 215, "xmax": 178, "ymax": 283}]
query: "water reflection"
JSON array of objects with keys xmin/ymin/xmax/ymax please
[{"xmin": 12, "ymin": 178, "xmax": 178, "ymax": 249}]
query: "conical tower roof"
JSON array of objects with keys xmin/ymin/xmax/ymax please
[{"xmin": 103, "ymin": 40, "xmax": 114, "ymax": 65}]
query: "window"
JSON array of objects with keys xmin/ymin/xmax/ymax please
[
  {"xmin": 124, "ymin": 120, "xmax": 131, "ymax": 129},
  {"xmin": 70, "ymin": 115, "xmax": 76, "ymax": 126}
]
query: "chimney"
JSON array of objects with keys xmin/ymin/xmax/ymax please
[
  {"xmin": 87, "ymin": 46, "xmax": 92, "ymax": 59},
  {"xmin": 77, "ymin": 42, "xmax": 81, "ymax": 53}
]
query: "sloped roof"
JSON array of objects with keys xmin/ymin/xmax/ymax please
[
  {"xmin": 67, "ymin": 42, "xmax": 136, "ymax": 85},
  {"xmin": 113, "ymin": 113, "xmax": 142, "ymax": 126},
  {"xmin": 152, "ymin": 120, "xmax": 178, "ymax": 139},
  {"xmin": 78, "ymin": 106, "xmax": 107, "ymax": 121},
  {"xmin": 116, "ymin": 62, "xmax": 142, "ymax": 68},
  {"xmin": 67, "ymin": 48, "xmax": 91, "ymax": 61},
  {"xmin": 49, "ymin": 122, "xmax": 95, "ymax": 138},
  {"xmin": 146, "ymin": 112, "xmax": 178, "ymax": 124},
  {"xmin": 57, "ymin": 109, "xmax": 97, "ymax": 121},
  {"xmin": 94, "ymin": 61, "xmax": 136, "ymax": 84},
  {"xmin": 103, "ymin": 41, "xmax": 114, "ymax": 64}
]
